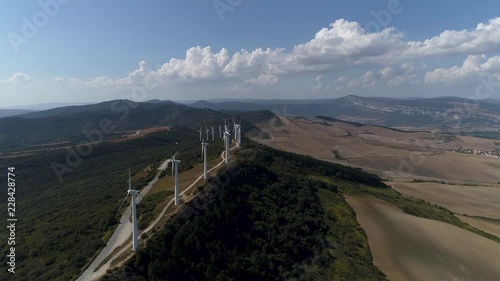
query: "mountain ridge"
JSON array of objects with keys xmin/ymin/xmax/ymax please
[{"xmin": 190, "ymin": 95, "xmax": 500, "ymax": 130}]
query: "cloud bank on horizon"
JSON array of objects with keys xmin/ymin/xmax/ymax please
[{"xmin": 3, "ymin": 17, "xmax": 500, "ymax": 105}]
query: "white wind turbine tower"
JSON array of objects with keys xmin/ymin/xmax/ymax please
[
  {"xmin": 201, "ymin": 134, "xmax": 209, "ymax": 179},
  {"xmin": 170, "ymin": 153, "xmax": 181, "ymax": 205},
  {"xmin": 224, "ymin": 127, "xmax": 231, "ymax": 164},
  {"xmin": 219, "ymin": 125, "xmax": 222, "ymax": 139},
  {"xmin": 116, "ymin": 166, "xmax": 139, "ymax": 251},
  {"xmin": 211, "ymin": 126, "xmax": 215, "ymax": 141}
]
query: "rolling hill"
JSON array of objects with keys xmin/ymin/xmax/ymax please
[
  {"xmin": 102, "ymin": 142, "xmax": 389, "ymax": 281},
  {"xmin": 0, "ymin": 100, "xmax": 230, "ymax": 153}
]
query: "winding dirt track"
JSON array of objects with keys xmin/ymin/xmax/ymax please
[{"xmin": 346, "ymin": 196, "xmax": 500, "ymax": 281}]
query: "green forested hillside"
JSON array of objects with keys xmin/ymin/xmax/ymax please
[{"xmin": 0, "ymin": 127, "xmax": 223, "ymax": 281}]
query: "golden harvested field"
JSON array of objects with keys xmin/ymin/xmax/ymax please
[
  {"xmin": 391, "ymin": 182, "xmax": 500, "ymax": 220},
  {"xmin": 255, "ymin": 116, "xmax": 500, "ymax": 183},
  {"xmin": 345, "ymin": 195, "xmax": 500, "ymax": 281}
]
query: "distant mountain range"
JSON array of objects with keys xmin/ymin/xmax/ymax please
[
  {"xmin": 0, "ymin": 109, "xmax": 35, "ymax": 118},
  {"xmin": 190, "ymin": 95, "xmax": 500, "ymax": 130},
  {"xmin": 2, "ymin": 95, "xmax": 499, "ymax": 153}
]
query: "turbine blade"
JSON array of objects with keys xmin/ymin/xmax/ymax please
[
  {"xmin": 116, "ymin": 193, "xmax": 129, "ymax": 217},
  {"xmin": 128, "ymin": 164, "xmax": 131, "ymax": 190}
]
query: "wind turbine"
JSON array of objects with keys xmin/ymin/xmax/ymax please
[
  {"xmin": 219, "ymin": 125, "xmax": 222, "ymax": 139},
  {"xmin": 211, "ymin": 126, "xmax": 215, "ymax": 141},
  {"xmin": 170, "ymin": 153, "xmax": 181, "ymax": 205},
  {"xmin": 116, "ymin": 166, "xmax": 139, "ymax": 251}
]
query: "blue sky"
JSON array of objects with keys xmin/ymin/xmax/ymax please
[{"xmin": 1, "ymin": 0, "xmax": 500, "ymax": 107}]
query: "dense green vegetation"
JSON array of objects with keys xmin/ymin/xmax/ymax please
[
  {"xmin": 103, "ymin": 143, "xmax": 388, "ymax": 281},
  {"xmin": 0, "ymin": 127, "xmax": 222, "ymax": 281}
]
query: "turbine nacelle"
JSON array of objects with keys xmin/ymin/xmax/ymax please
[{"xmin": 127, "ymin": 189, "xmax": 139, "ymax": 196}]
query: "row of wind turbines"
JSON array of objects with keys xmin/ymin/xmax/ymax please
[{"xmin": 117, "ymin": 118, "xmax": 243, "ymax": 252}]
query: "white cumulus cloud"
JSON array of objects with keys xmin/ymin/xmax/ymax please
[
  {"xmin": 425, "ymin": 55, "xmax": 500, "ymax": 85},
  {"xmin": 1, "ymin": 72, "xmax": 31, "ymax": 84},
  {"xmin": 66, "ymin": 17, "xmax": 500, "ymax": 97}
]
